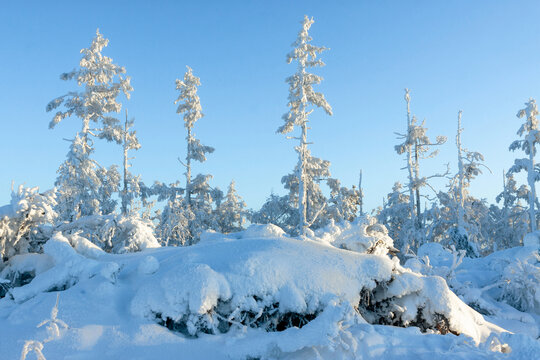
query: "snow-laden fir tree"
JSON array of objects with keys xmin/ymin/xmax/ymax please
[
  {"xmin": 509, "ymin": 98, "xmax": 540, "ymax": 232},
  {"xmin": 492, "ymin": 172, "xmax": 529, "ymax": 249},
  {"xmin": 394, "ymin": 89, "xmax": 447, "ymax": 250},
  {"xmin": 326, "ymin": 178, "xmax": 362, "ymax": 223},
  {"xmin": 251, "ymin": 193, "xmax": 297, "ymax": 234},
  {"xmin": 377, "ymin": 182, "xmax": 411, "ymax": 252},
  {"xmin": 120, "ymin": 110, "xmax": 141, "ymax": 215},
  {"xmin": 448, "ymin": 110, "xmax": 488, "ymax": 256},
  {"xmin": 46, "ymin": 29, "xmax": 132, "ymax": 221},
  {"xmin": 175, "ymin": 66, "xmax": 214, "ymax": 206},
  {"xmin": 158, "ymin": 67, "xmax": 216, "ymax": 245},
  {"xmin": 216, "ymin": 180, "xmax": 247, "ymax": 233},
  {"xmin": 277, "ymin": 15, "xmax": 333, "ymax": 236},
  {"xmin": 281, "ymin": 155, "xmax": 333, "ymax": 232}
]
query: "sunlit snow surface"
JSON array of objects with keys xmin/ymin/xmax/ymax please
[{"xmin": 0, "ymin": 224, "xmax": 538, "ymax": 359}]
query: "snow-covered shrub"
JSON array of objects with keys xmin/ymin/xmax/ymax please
[
  {"xmin": 56, "ymin": 214, "xmax": 159, "ymax": 253},
  {"xmin": 408, "ymin": 241, "xmax": 540, "ymax": 316},
  {"xmin": 0, "ymin": 185, "xmax": 57, "ymax": 264},
  {"xmin": 499, "ymin": 250, "xmax": 540, "ymax": 313}
]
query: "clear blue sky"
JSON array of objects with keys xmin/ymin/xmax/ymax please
[{"xmin": 2, "ymin": 0, "xmax": 540, "ymax": 212}]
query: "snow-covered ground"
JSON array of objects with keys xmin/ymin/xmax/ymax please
[{"xmin": 0, "ymin": 222, "xmax": 538, "ymax": 359}]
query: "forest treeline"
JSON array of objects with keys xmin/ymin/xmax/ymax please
[{"xmin": 1, "ymin": 16, "xmax": 537, "ymax": 262}]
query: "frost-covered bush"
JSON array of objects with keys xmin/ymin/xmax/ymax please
[
  {"xmin": 56, "ymin": 214, "xmax": 159, "ymax": 253},
  {"xmin": 499, "ymin": 250, "xmax": 540, "ymax": 313},
  {"xmin": 0, "ymin": 185, "xmax": 57, "ymax": 263},
  {"xmin": 407, "ymin": 241, "xmax": 540, "ymax": 316}
]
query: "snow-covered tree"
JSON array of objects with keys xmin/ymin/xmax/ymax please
[
  {"xmin": 326, "ymin": 178, "xmax": 362, "ymax": 223},
  {"xmin": 0, "ymin": 185, "xmax": 57, "ymax": 263},
  {"xmin": 46, "ymin": 29, "xmax": 132, "ymax": 221},
  {"xmin": 158, "ymin": 196, "xmax": 194, "ymax": 246},
  {"xmin": 446, "ymin": 110, "xmax": 488, "ymax": 256},
  {"xmin": 281, "ymin": 154, "xmax": 333, "ymax": 232},
  {"xmin": 277, "ymin": 15, "xmax": 333, "ymax": 236},
  {"xmin": 216, "ymin": 180, "xmax": 247, "ymax": 233},
  {"xmin": 358, "ymin": 170, "xmax": 365, "ymax": 216},
  {"xmin": 394, "ymin": 89, "xmax": 447, "ymax": 250},
  {"xmin": 156, "ymin": 66, "xmax": 217, "ymax": 245},
  {"xmin": 377, "ymin": 182, "xmax": 411, "ymax": 252},
  {"xmin": 175, "ymin": 66, "xmax": 214, "ymax": 206},
  {"xmin": 509, "ymin": 98, "xmax": 540, "ymax": 232},
  {"xmin": 120, "ymin": 110, "xmax": 141, "ymax": 215},
  {"xmin": 251, "ymin": 193, "xmax": 297, "ymax": 234},
  {"xmin": 491, "ymin": 172, "xmax": 529, "ymax": 249}
]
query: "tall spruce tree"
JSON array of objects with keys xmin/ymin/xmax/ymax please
[
  {"xmin": 277, "ymin": 15, "xmax": 332, "ymax": 236},
  {"xmin": 46, "ymin": 29, "xmax": 132, "ymax": 221},
  {"xmin": 509, "ymin": 98, "xmax": 540, "ymax": 232}
]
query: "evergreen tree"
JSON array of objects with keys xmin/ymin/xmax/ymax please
[
  {"xmin": 216, "ymin": 180, "xmax": 247, "ymax": 233},
  {"xmin": 120, "ymin": 110, "xmax": 141, "ymax": 216},
  {"xmin": 394, "ymin": 89, "xmax": 447, "ymax": 250},
  {"xmin": 46, "ymin": 29, "xmax": 132, "ymax": 221},
  {"xmin": 509, "ymin": 98, "xmax": 540, "ymax": 231},
  {"xmin": 326, "ymin": 178, "xmax": 362, "ymax": 223},
  {"xmin": 251, "ymin": 193, "xmax": 297, "ymax": 234},
  {"xmin": 377, "ymin": 182, "xmax": 411, "ymax": 252},
  {"xmin": 492, "ymin": 172, "xmax": 529, "ymax": 248},
  {"xmin": 174, "ymin": 66, "xmax": 214, "ymax": 206},
  {"xmin": 277, "ymin": 15, "xmax": 332, "ymax": 235},
  {"xmin": 450, "ymin": 110, "xmax": 487, "ymax": 256},
  {"xmin": 158, "ymin": 67, "xmax": 215, "ymax": 244}
]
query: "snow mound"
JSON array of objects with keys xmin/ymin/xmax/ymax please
[
  {"xmin": 138, "ymin": 256, "xmax": 160, "ymax": 275},
  {"xmin": 130, "ymin": 235, "xmax": 498, "ymax": 344},
  {"xmin": 314, "ymin": 216, "xmax": 395, "ymax": 255},
  {"xmin": 1, "ymin": 233, "xmax": 528, "ymax": 359},
  {"xmin": 239, "ymin": 223, "xmax": 287, "ymax": 239}
]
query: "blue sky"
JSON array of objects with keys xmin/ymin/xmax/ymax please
[{"xmin": 1, "ymin": 0, "xmax": 540, "ymax": 212}]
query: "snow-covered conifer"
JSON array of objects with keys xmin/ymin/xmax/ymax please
[
  {"xmin": 46, "ymin": 29, "xmax": 132, "ymax": 221},
  {"xmin": 157, "ymin": 66, "xmax": 217, "ymax": 244},
  {"xmin": 120, "ymin": 110, "xmax": 141, "ymax": 215},
  {"xmin": 448, "ymin": 110, "xmax": 488, "ymax": 256},
  {"xmin": 394, "ymin": 89, "xmax": 447, "ymax": 250},
  {"xmin": 327, "ymin": 178, "xmax": 362, "ymax": 223},
  {"xmin": 175, "ymin": 66, "xmax": 214, "ymax": 206},
  {"xmin": 251, "ymin": 194, "xmax": 297, "ymax": 234},
  {"xmin": 216, "ymin": 180, "xmax": 247, "ymax": 233},
  {"xmin": 509, "ymin": 98, "xmax": 540, "ymax": 231},
  {"xmin": 277, "ymin": 16, "xmax": 332, "ymax": 236},
  {"xmin": 376, "ymin": 182, "xmax": 411, "ymax": 252},
  {"xmin": 158, "ymin": 196, "xmax": 194, "ymax": 246},
  {"xmin": 492, "ymin": 172, "xmax": 529, "ymax": 249}
]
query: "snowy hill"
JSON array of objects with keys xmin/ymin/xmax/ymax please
[{"xmin": 1, "ymin": 224, "xmax": 538, "ymax": 359}]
